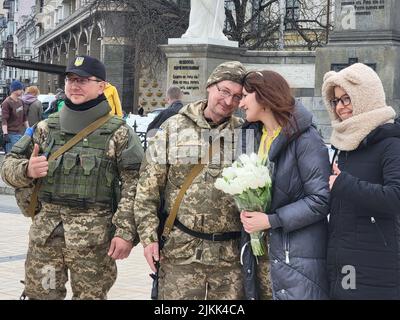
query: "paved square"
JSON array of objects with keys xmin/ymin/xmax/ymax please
[{"xmin": 0, "ymin": 195, "xmax": 152, "ymax": 300}]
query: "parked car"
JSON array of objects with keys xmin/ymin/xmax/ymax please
[
  {"xmin": 37, "ymin": 94, "xmax": 56, "ymax": 118},
  {"xmin": 147, "ymin": 107, "xmax": 167, "ymax": 118}
]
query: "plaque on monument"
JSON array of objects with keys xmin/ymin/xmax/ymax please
[
  {"xmin": 315, "ymin": 0, "xmax": 400, "ymax": 112},
  {"xmin": 336, "ymin": 0, "xmax": 386, "ymax": 32},
  {"xmin": 168, "ymin": 58, "xmax": 204, "ymax": 102},
  {"xmin": 330, "ymin": 57, "xmax": 376, "ymax": 72},
  {"xmin": 330, "ymin": 0, "xmax": 400, "ymax": 42}
]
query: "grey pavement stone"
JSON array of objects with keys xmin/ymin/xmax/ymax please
[{"xmin": 0, "ymin": 205, "xmax": 152, "ymax": 300}]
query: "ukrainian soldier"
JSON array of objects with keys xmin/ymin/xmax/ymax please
[
  {"xmin": 134, "ymin": 61, "xmax": 246, "ymax": 299},
  {"xmin": 0, "ymin": 55, "xmax": 144, "ymax": 299}
]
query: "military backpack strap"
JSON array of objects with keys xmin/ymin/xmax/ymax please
[
  {"xmin": 27, "ymin": 114, "xmax": 113, "ymax": 219},
  {"xmin": 161, "ymin": 144, "xmax": 218, "ymax": 239}
]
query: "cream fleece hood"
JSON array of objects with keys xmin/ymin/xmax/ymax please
[{"xmin": 322, "ymin": 63, "xmax": 396, "ymax": 151}]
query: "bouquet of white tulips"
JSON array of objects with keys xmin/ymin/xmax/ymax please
[{"xmin": 215, "ymin": 153, "xmax": 272, "ymax": 256}]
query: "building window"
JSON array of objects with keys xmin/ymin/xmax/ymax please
[
  {"xmin": 285, "ymin": 0, "xmax": 300, "ymax": 30},
  {"xmin": 39, "ymin": 0, "xmax": 44, "ymax": 13}
]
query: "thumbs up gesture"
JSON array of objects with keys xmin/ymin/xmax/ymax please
[{"xmin": 27, "ymin": 144, "xmax": 49, "ymax": 178}]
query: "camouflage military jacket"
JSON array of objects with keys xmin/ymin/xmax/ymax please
[
  {"xmin": 1, "ymin": 117, "xmax": 143, "ymax": 248},
  {"xmin": 134, "ymin": 100, "xmax": 243, "ymax": 266}
]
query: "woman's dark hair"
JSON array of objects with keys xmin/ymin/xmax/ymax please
[{"xmin": 243, "ymin": 70, "xmax": 297, "ymax": 135}]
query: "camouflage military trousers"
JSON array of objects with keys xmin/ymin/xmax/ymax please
[
  {"xmin": 24, "ymin": 232, "xmax": 117, "ymax": 300},
  {"xmin": 256, "ymin": 253, "xmax": 273, "ymax": 300},
  {"xmin": 158, "ymin": 261, "xmax": 244, "ymax": 300}
]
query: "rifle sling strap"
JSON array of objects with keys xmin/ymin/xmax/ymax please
[{"xmin": 162, "ymin": 144, "xmax": 217, "ymax": 239}]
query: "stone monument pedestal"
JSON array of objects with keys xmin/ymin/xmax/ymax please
[
  {"xmin": 315, "ymin": 0, "xmax": 400, "ymax": 112},
  {"xmin": 168, "ymin": 38, "xmax": 239, "ymax": 48},
  {"xmin": 316, "ymin": 46, "xmax": 400, "ymax": 111},
  {"xmin": 160, "ymin": 44, "xmax": 246, "ymax": 104}
]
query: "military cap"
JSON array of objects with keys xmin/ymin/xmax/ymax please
[
  {"xmin": 206, "ymin": 61, "xmax": 246, "ymax": 88},
  {"xmin": 65, "ymin": 55, "xmax": 106, "ymax": 81}
]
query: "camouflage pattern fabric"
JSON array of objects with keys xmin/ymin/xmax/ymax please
[
  {"xmin": 0, "ymin": 112, "xmax": 142, "ymax": 300},
  {"xmin": 257, "ymin": 252, "xmax": 273, "ymax": 300},
  {"xmin": 158, "ymin": 261, "xmax": 244, "ymax": 300},
  {"xmin": 24, "ymin": 233, "xmax": 116, "ymax": 300},
  {"xmin": 135, "ymin": 100, "xmax": 243, "ymax": 267},
  {"xmin": 206, "ymin": 61, "xmax": 246, "ymax": 88},
  {"xmin": 38, "ymin": 114, "xmax": 124, "ymax": 207},
  {"xmin": 1, "ymin": 120, "xmax": 142, "ymax": 245}
]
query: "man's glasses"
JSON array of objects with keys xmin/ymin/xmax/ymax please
[
  {"xmin": 216, "ymin": 83, "xmax": 242, "ymax": 103},
  {"xmin": 65, "ymin": 77, "xmax": 102, "ymax": 86},
  {"xmin": 330, "ymin": 95, "xmax": 351, "ymax": 109}
]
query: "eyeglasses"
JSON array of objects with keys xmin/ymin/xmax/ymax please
[
  {"xmin": 330, "ymin": 95, "xmax": 351, "ymax": 108},
  {"xmin": 65, "ymin": 77, "xmax": 102, "ymax": 86},
  {"xmin": 216, "ymin": 83, "xmax": 242, "ymax": 103}
]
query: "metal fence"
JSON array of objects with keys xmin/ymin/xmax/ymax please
[{"xmin": 131, "ymin": 120, "xmax": 148, "ymax": 150}]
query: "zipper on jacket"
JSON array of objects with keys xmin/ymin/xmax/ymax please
[
  {"xmin": 370, "ymin": 217, "xmax": 388, "ymax": 247},
  {"xmin": 284, "ymin": 233, "xmax": 290, "ymax": 264}
]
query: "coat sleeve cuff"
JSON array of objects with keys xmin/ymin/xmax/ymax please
[
  {"xmin": 114, "ymin": 228, "xmax": 135, "ymax": 243},
  {"xmin": 268, "ymin": 214, "xmax": 282, "ymax": 229},
  {"xmin": 140, "ymin": 231, "xmax": 159, "ymax": 247}
]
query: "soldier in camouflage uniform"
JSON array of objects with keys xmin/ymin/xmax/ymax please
[
  {"xmin": 134, "ymin": 61, "xmax": 247, "ymax": 299},
  {"xmin": 0, "ymin": 55, "xmax": 144, "ymax": 300}
]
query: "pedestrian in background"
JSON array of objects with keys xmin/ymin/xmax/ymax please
[
  {"xmin": 44, "ymin": 88, "xmax": 65, "ymax": 118},
  {"xmin": 22, "ymin": 86, "xmax": 43, "ymax": 126},
  {"xmin": 1, "ymin": 80, "xmax": 29, "ymax": 153},
  {"xmin": 146, "ymin": 85, "xmax": 184, "ymax": 135},
  {"xmin": 104, "ymin": 82, "xmax": 123, "ymax": 117},
  {"xmin": 322, "ymin": 63, "xmax": 400, "ymax": 299}
]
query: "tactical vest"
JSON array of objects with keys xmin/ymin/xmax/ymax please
[{"xmin": 38, "ymin": 113, "xmax": 125, "ymax": 210}]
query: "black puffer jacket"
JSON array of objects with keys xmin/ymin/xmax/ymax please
[
  {"xmin": 328, "ymin": 121, "xmax": 400, "ymax": 299},
  {"xmin": 146, "ymin": 100, "xmax": 184, "ymax": 133},
  {"xmin": 241, "ymin": 101, "xmax": 331, "ymax": 299}
]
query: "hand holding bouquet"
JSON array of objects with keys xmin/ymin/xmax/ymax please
[{"xmin": 215, "ymin": 153, "xmax": 272, "ymax": 256}]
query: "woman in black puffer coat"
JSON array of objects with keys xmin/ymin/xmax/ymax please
[
  {"xmin": 239, "ymin": 70, "xmax": 331, "ymax": 300},
  {"xmin": 322, "ymin": 63, "xmax": 400, "ymax": 299}
]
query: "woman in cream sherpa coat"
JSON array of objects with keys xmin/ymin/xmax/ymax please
[{"xmin": 322, "ymin": 63, "xmax": 400, "ymax": 300}]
